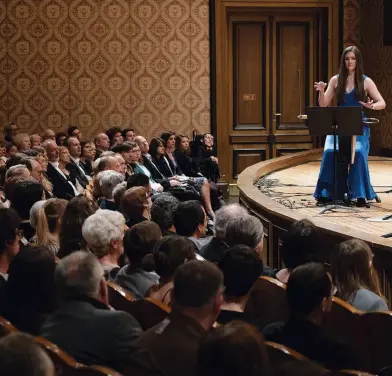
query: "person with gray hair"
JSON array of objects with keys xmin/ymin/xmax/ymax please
[
  {"xmin": 201, "ymin": 204, "xmax": 248, "ymax": 263},
  {"xmin": 151, "ymin": 194, "xmax": 179, "ymax": 235},
  {"xmin": 40, "ymin": 251, "xmax": 142, "ymax": 372},
  {"xmin": 113, "ymin": 181, "xmax": 127, "ymax": 208},
  {"xmin": 82, "ymin": 209, "xmax": 125, "ymax": 279},
  {"xmin": 97, "ymin": 170, "xmax": 124, "ymax": 211},
  {"xmin": 5, "ymin": 164, "xmax": 30, "ymax": 180}
]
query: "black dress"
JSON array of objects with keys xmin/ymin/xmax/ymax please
[
  {"xmin": 173, "ymin": 150, "xmax": 200, "ymax": 177},
  {"xmin": 196, "ymin": 146, "xmax": 220, "ymax": 182}
]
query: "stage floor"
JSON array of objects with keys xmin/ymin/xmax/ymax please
[{"xmin": 256, "ymin": 156, "xmax": 392, "ymax": 239}]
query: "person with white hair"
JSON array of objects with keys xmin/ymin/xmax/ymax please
[
  {"xmin": 97, "ymin": 170, "xmax": 124, "ymax": 211},
  {"xmin": 82, "ymin": 209, "xmax": 126, "ymax": 279},
  {"xmin": 40, "ymin": 251, "xmax": 142, "ymax": 372},
  {"xmin": 5, "ymin": 164, "xmax": 30, "ymax": 180},
  {"xmin": 201, "ymin": 204, "xmax": 248, "ymax": 263}
]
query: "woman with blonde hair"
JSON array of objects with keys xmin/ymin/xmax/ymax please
[
  {"xmin": 34, "ymin": 198, "xmax": 68, "ymax": 255},
  {"xmin": 331, "ymin": 238, "xmax": 387, "ymax": 312}
]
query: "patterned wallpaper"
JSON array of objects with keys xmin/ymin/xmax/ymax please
[
  {"xmin": 0, "ymin": 0, "xmax": 210, "ymax": 140},
  {"xmin": 343, "ymin": 0, "xmax": 360, "ymax": 47}
]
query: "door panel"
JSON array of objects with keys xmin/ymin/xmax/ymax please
[{"xmin": 233, "ymin": 145, "xmax": 269, "ymax": 179}]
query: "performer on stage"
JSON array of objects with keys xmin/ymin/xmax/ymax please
[{"xmin": 313, "ymin": 46, "xmax": 386, "ymax": 207}]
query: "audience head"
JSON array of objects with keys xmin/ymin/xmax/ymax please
[
  {"xmin": 175, "ymin": 134, "xmax": 190, "ymax": 152},
  {"xmin": 30, "ymin": 134, "xmax": 41, "ymax": 147},
  {"xmin": 41, "ymin": 129, "xmax": 56, "ymax": 142},
  {"xmin": 198, "ymin": 321, "xmax": 270, "ymax": 376},
  {"xmin": 122, "ymin": 128, "xmax": 135, "ymax": 142},
  {"xmin": 214, "ymin": 204, "xmax": 248, "ymax": 240},
  {"xmin": 82, "ymin": 209, "xmax": 125, "ymax": 260},
  {"xmin": 174, "ymin": 200, "xmax": 207, "ymax": 238},
  {"xmin": 97, "ymin": 170, "xmax": 124, "ymax": 200},
  {"xmin": 56, "ymin": 251, "xmax": 107, "ymax": 305},
  {"xmin": 172, "ymin": 260, "xmax": 224, "ymax": 327},
  {"xmin": 219, "ymin": 244, "xmax": 264, "ymax": 300},
  {"xmin": 127, "ymin": 141, "xmax": 142, "ymax": 163},
  {"xmin": 57, "ymin": 146, "xmax": 70, "ymax": 166},
  {"xmin": 4, "ymin": 122, "xmax": 18, "ymax": 142},
  {"xmin": 42, "ymin": 140, "xmax": 59, "ymax": 162},
  {"xmin": 151, "ymin": 194, "xmax": 179, "ymax": 232},
  {"xmin": 114, "ymin": 153, "xmax": 126, "ymax": 175},
  {"xmin": 10, "ymin": 178, "xmax": 44, "ymax": 220},
  {"xmin": 281, "ymin": 219, "xmax": 320, "ymax": 270},
  {"xmin": 13, "ymin": 133, "xmax": 31, "ymax": 151},
  {"xmin": 202, "ymin": 133, "xmax": 214, "ymax": 148},
  {"xmin": 149, "ymin": 138, "xmax": 165, "ymax": 159},
  {"xmin": 29, "ymin": 200, "xmax": 46, "ymax": 229},
  {"xmin": 121, "ymin": 186, "xmax": 152, "ymax": 220},
  {"xmin": 5, "ymin": 142, "xmax": 18, "ymax": 158},
  {"xmin": 286, "ymin": 262, "xmax": 333, "ymax": 321},
  {"xmin": 105, "ymin": 127, "xmax": 123, "ymax": 146},
  {"xmin": 124, "ymin": 221, "xmax": 161, "ymax": 267},
  {"xmin": 58, "ymin": 196, "xmax": 99, "ymax": 258},
  {"xmin": 64, "ymin": 137, "xmax": 81, "ymax": 158},
  {"xmin": 160, "ymin": 131, "xmax": 176, "ymax": 150},
  {"xmin": 126, "ymin": 173, "xmax": 150, "ymax": 190},
  {"xmin": 111, "ymin": 142, "xmax": 133, "ymax": 164},
  {"xmin": 80, "ymin": 140, "xmax": 94, "ymax": 160},
  {"xmin": 5, "ymin": 164, "xmax": 30, "ymax": 180},
  {"xmin": 0, "ymin": 208, "xmax": 21, "ymax": 262},
  {"xmin": 55, "ymin": 132, "xmax": 67, "ymax": 146},
  {"xmin": 225, "ymin": 215, "xmax": 264, "ymax": 256},
  {"xmin": 113, "ymin": 181, "xmax": 127, "ymax": 208},
  {"xmin": 96, "ymin": 155, "xmax": 121, "ymax": 174},
  {"xmin": 153, "ymin": 236, "xmax": 196, "ymax": 281},
  {"xmin": 94, "ymin": 133, "xmax": 110, "ymax": 151},
  {"xmin": 29, "ymin": 158, "xmax": 45, "ymax": 183},
  {"xmin": 68, "ymin": 125, "xmax": 81, "ymax": 139},
  {"xmin": 331, "ymin": 238, "xmax": 382, "ymax": 301},
  {"xmin": 134, "ymin": 135, "xmax": 149, "ymax": 154},
  {"xmin": 0, "ymin": 333, "xmax": 55, "ymax": 376}
]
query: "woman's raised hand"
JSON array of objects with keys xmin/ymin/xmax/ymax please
[{"xmin": 314, "ymin": 81, "xmax": 327, "ymax": 92}]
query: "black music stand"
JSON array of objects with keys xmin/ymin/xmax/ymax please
[{"xmin": 307, "ymin": 106, "xmax": 363, "ymax": 214}]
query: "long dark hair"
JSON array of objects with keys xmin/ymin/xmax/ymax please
[
  {"xmin": 336, "ymin": 46, "xmax": 366, "ymax": 104},
  {"xmin": 175, "ymin": 135, "xmax": 190, "ymax": 156},
  {"xmin": 149, "ymin": 138, "xmax": 165, "ymax": 160}
]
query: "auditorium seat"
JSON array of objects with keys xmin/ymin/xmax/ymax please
[
  {"xmin": 244, "ymin": 276, "xmax": 289, "ymax": 329},
  {"xmin": 107, "ymin": 281, "xmax": 135, "ymax": 310},
  {"xmin": 77, "ymin": 364, "xmax": 122, "ymax": 376},
  {"xmin": 265, "ymin": 340, "xmax": 310, "ymax": 364},
  {"xmin": 0, "ymin": 316, "xmax": 18, "ymax": 337},
  {"xmin": 331, "ymin": 371, "xmax": 376, "ymax": 376}
]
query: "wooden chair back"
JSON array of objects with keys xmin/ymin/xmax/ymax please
[
  {"xmin": 245, "ymin": 276, "xmax": 289, "ymax": 329},
  {"xmin": 329, "ymin": 371, "xmax": 376, "ymax": 376},
  {"xmin": 265, "ymin": 341, "xmax": 310, "ymax": 364},
  {"xmin": 77, "ymin": 365, "xmax": 122, "ymax": 376},
  {"xmin": 107, "ymin": 281, "xmax": 135, "ymax": 311},
  {"xmin": 0, "ymin": 316, "xmax": 18, "ymax": 337}
]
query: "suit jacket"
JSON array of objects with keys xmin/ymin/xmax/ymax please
[
  {"xmin": 142, "ymin": 156, "xmax": 171, "ymax": 190},
  {"xmin": 46, "ymin": 164, "xmax": 76, "ymax": 200},
  {"xmin": 173, "ymin": 150, "xmax": 199, "ymax": 177},
  {"xmin": 41, "ymin": 297, "xmax": 143, "ymax": 372},
  {"xmin": 67, "ymin": 159, "xmax": 89, "ymax": 188}
]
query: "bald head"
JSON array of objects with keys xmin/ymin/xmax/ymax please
[
  {"xmin": 134, "ymin": 135, "xmax": 149, "ymax": 154},
  {"xmin": 42, "ymin": 140, "xmax": 58, "ymax": 162},
  {"xmin": 94, "ymin": 133, "xmax": 110, "ymax": 152},
  {"xmin": 41, "ymin": 129, "xmax": 56, "ymax": 142}
]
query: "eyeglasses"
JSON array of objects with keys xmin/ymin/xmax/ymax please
[{"xmin": 131, "ymin": 149, "xmax": 141, "ymax": 153}]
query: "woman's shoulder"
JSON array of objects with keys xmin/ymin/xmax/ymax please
[{"xmin": 351, "ymin": 288, "xmax": 388, "ymax": 312}]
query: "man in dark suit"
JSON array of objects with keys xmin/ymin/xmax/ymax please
[
  {"xmin": 64, "ymin": 137, "xmax": 90, "ymax": 188},
  {"xmin": 41, "ymin": 251, "xmax": 142, "ymax": 373},
  {"xmin": 263, "ymin": 262, "xmax": 355, "ymax": 370}
]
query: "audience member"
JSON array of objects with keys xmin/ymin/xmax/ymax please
[
  {"xmin": 64, "ymin": 137, "xmax": 90, "ymax": 188},
  {"xmin": 106, "ymin": 127, "xmax": 124, "ymax": 147},
  {"xmin": 13, "ymin": 133, "xmax": 31, "ymax": 152},
  {"xmin": 0, "ymin": 332, "xmax": 55, "ymax": 376},
  {"xmin": 68, "ymin": 125, "xmax": 81, "ymax": 140},
  {"xmin": 5, "ymin": 142, "xmax": 18, "ymax": 159},
  {"xmin": 30, "ymin": 134, "xmax": 41, "ymax": 147},
  {"xmin": 174, "ymin": 200, "xmax": 209, "ymax": 252},
  {"xmin": 135, "ymin": 260, "xmax": 224, "ymax": 376},
  {"xmin": 198, "ymin": 321, "xmax": 270, "ymax": 376},
  {"xmin": 127, "ymin": 172, "xmax": 151, "ymax": 190},
  {"xmin": 217, "ymin": 244, "xmax": 264, "ymax": 326},
  {"xmin": 151, "ymin": 194, "xmax": 179, "ymax": 236},
  {"xmin": 114, "ymin": 221, "xmax": 161, "ymax": 298},
  {"xmin": 97, "ymin": 170, "xmax": 124, "ymax": 210},
  {"xmin": 94, "ymin": 133, "xmax": 111, "ymax": 159},
  {"xmin": 123, "ymin": 128, "xmax": 135, "ymax": 142},
  {"xmin": 113, "ymin": 181, "xmax": 127, "ymax": 208},
  {"xmin": 82, "ymin": 209, "xmax": 126, "ymax": 279},
  {"xmin": 4, "ymin": 123, "xmax": 18, "ymax": 143},
  {"xmin": 114, "ymin": 153, "xmax": 128, "ymax": 177},
  {"xmin": 41, "ymin": 252, "xmax": 142, "ymax": 372},
  {"xmin": 55, "ymin": 131, "xmax": 67, "ymax": 146},
  {"xmin": 331, "ymin": 239, "xmax": 387, "ymax": 312},
  {"xmin": 79, "ymin": 140, "xmax": 94, "ymax": 176},
  {"xmin": 6, "ymin": 246, "xmax": 57, "ymax": 334},
  {"xmin": 263, "ymin": 262, "xmax": 354, "ymax": 369},
  {"xmin": 121, "ymin": 186, "xmax": 152, "ymax": 228},
  {"xmin": 58, "ymin": 196, "xmax": 99, "ymax": 258},
  {"xmin": 112, "ymin": 142, "xmax": 134, "ymax": 178},
  {"xmin": 197, "ymin": 133, "xmax": 220, "ymax": 183},
  {"xmin": 201, "ymin": 204, "xmax": 248, "ymax": 262},
  {"xmin": 41, "ymin": 129, "xmax": 56, "ymax": 142},
  {"xmin": 174, "ymin": 134, "xmax": 200, "ymax": 177},
  {"xmin": 34, "ymin": 198, "xmax": 67, "ymax": 255},
  {"xmin": 276, "ymin": 219, "xmax": 320, "ymax": 283},
  {"xmin": 149, "ymin": 236, "xmax": 195, "ymax": 305}
]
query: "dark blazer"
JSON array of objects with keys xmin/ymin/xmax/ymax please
[
  {"xmin": 141, "ymin": 156, "xmax": 171, "ymax": 190},
  {"xmin": 200, "ymin": 237, "xmax": 228, "ymax": 263},
  {"xmin": 196, "ymin": 145, "xmax": 220, "ymax": 182},
  {"xmin": 67, "ymin": 159, "xmax": 89, "ymax": 188},
  {"xmin": 152, "ymin": 156, "xmax": 181, "ymax": 178},
  {"xmin": 79, "ymin": 159, "xmax": 93, "ymax": 177},
  {"xmin": 46, "ymin": 164, "xmax": 76, "ymax": 200},
  {"xmin": 41, "ymin": 297, "xmax": 143, "ymax": 372},
  {"xmin": 173, "ymin": 150, "xmax": 199, "ymax": 177}
]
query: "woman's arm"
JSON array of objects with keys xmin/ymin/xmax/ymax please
[
  {"xmin": 361, "ymin": 78, "xmax": 386, "ymax": 110},
  {"xmin": 314, "ymin": 76, "xmax": 337, "ymax": 107}
]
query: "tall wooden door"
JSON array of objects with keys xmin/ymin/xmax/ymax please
[{"xmin": 217, "ymin": 8, "xmax": 329, "ymax": 181}]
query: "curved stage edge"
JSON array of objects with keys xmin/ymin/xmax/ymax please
[{"xmin": 237, "ymin": 149, "xmax": 392, "ymax": 300}]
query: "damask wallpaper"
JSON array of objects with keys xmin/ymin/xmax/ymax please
[{"xmin": 0, "ymin": 0, "xmax": 210, "ymax": 140}]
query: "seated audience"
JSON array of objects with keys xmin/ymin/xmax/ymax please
[
  {"xmin": 58, "ymin": 196, "xmax": 99, "ymax": 258},
  {"xmin": 34, "ymin": 198, "xmax": 67, "ymax": 255},
  {"xmin": 106, "ymin": 127, "xmax": 124, "ymax": 147},
  {"xmin": 174, "ymin": 200, "xmax": 209, "ymax": 252},
  {"xmin": 4, "ymin": 123, "xmax": 18, "ymax": 143},
  {"xmin": 0, "ymin": 208, "xmax": 21, "ymax": 314},
  {"xmin": 276, "ymin": 219, "xmax": 320, "ymax": 284},
  {"xmin": 148, "ymin": 236, "xmax": 195, "ymax": 305},
  {"xmin": 32, "ymin": 146, "xmax": 53, "ymax": 198},
  {"xmin": 123, "ymin": 128, "xmax": 136, "ymax": 142},
  {"xmin": 94, "ymin": 133, "xmax": 111, "ymax": 159},
  {"xmin": 113, "ymin": 181, "xmax": 127, "ymax": 208},
  {"xmin": 41, "ymin": 251, "xmax": 142, "ymax": 372},
  {"xmin": 79, "ymin": 140, "xmax": 94, "ymax": 176},
  {"xmin": 263, "ymin": 262, "xmax": 354, "ymax": 369},
  {"xmin": 114, "ymin": 152, "xmax": 127, "ymax": 177},
  {"xmin": 68, "ymin": 125, "xmax": 81, "ymax": 139},
  {"xmin": 135, "ymin": 260, "xmax": 224, "ymax": 376},
  {"xmin": 151, "ymin": 194, "xmax": 179, "ymax": 236},
  {"xmin": 115, "ymin": 221, "xmax": 161, "ymax": 298},
  {"xmin": 112, "ymin": 142, "xmax": 134, "ymax": 178},
  {"xmin": 217, "ymin": 244, "xmax": 264, "ymax": 326},
  {"xmin": 30, "ymin": 134, "xmax": 41, "ymax": 147},
  {"xmin": 55, "ymin": 131, "xmax": 67, "ymax": 146},
  {"xmin": 121, "ymin": 186, "xmax": 152, "ymax": 228},
  {"xmin": 64, "ymin": 137, "xmax": 90, "ymax": 188},
  {"xmin": 198, "ymin": 321, "xmax": 270, "ymax": 376},
  {"xmin": 82, "ymin": 209, "xmax": 126, "ymax": 279},
  {"xmin": 41, "ymin": 129, "xmax": 56, "ymax": 142},
  {"xmin": 127, "ymin": 172, "xmax": 151, "ymax": 190},
  {"xmin": 0, "ymin": 332, "xmax": 55, "ymax": 376},
  {"xmin": 196, "ymin": 133, "xmax": 220, "ymax": 183},
  {"xmin": 174, "ymin": 134, "xmax": 200, "ymax": 177},
  {"xmin": 6, "ymin": 246, "xmax": 57, "ymax": 334},
  {"xmin": 201, "ymin": 204, "xmax": 248, "ymax": 262},
  {"xmin": 13, "ymin": 133, "xmax": 31, "ymax": 152},
  {"xmin": 97, "ymin": 170, "xmax": 124, "ymax": 210},
  {"xmin": 331, "ymin": 238, "xmax": 387, "ymax": 312}
]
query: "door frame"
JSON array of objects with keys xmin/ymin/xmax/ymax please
[{"xmin": 212, "ymin": 0, "xmax": 340, "ymax": 182}]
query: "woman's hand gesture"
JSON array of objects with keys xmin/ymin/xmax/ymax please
[{"xmin": 314, "ymin": 81, "xmax": 327, "ymax": 92}]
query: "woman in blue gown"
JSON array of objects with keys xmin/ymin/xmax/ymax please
[{"xmin": 314, "ymin": 46, "xmax": 386, "ymax": 207}]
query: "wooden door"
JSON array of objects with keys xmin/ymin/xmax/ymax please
[{"xmin": 219, "ymin": 8, "xmax": 328, "ymax": 181}]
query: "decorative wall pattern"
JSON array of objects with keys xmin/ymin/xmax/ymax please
[
  {"xmin": 0, "ymin": 0, "xmax": 210, "ymax": 139},
  {"xmin": 343, "ymin": 0, "xmax": 360, "ymax": 47}
]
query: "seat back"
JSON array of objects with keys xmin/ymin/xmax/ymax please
[
  {"xmin": 265, "ymin": 340, "xmax": 310, "ymax": 364},
  {"xmin": 0, "ymin": 316, "xmax": 18, "ymax": 337},
  {"xmin": 245, "ymin": 276, "xmax": 289, "ymax": 329},
  {"xmin": 77, "ymin": 365, "xmax": 122, "ymax": 376},
  {"xmin": 107, "ymin": 281, "xmax": 135, "ymax": 311},
  {"xmin": 329, "ymin": 371, "xmax": 376, "ymax": 376}
]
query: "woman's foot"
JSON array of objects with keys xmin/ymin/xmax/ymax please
[
  {"xmin": 316, "ymin": 197, "xmax": 333, "ymax": 206},
  {"xmin": 356, "ymin": 197, "xmax": 367, "ymax": 207}
]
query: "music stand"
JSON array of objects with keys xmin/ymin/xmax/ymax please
[{"xmin": 307, "ymin": 106, "xmax": 363, "ymax": 214}]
